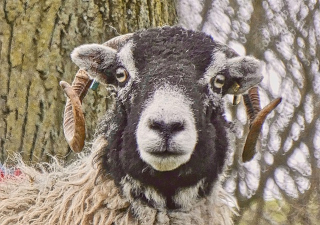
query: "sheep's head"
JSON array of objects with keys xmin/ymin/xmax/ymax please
[{"xmin": 61, "ymin": 27, "xmax": 279, "ymax": 209}]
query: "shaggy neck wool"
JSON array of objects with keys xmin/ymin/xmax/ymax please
[
  {"xmin": 0, "ymin": 147, "xmax": 237, "ymax": 225},
  {"xmin": 121, "ymin": 174, "xmax": 238, "ymax": 225}
]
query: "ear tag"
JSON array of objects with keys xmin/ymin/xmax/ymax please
[
  {"xmin": 90, "ymin": 80, "xmax": 99, "ymax": 91},
  {"xmin": 233, "ymin": 95, "xmax": 241, "ymax": 105},
  {"xmin": 232, "ymin": 82, "xmax": 241, "ymax": 93}
]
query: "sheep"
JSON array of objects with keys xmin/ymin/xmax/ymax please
[{"xmin": 0, "ymin": 26, "xmax": 281, "ymax": 225}]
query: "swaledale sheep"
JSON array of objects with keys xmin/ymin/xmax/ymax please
[{"xmin": 0, "ymin": 26, "xmax": 281, "ymax": 225}]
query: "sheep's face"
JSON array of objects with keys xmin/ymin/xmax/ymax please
[{"xmin": 71, "ymin": 27, "xmax": 262, "ymax": 207}]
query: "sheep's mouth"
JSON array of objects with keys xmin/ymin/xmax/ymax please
[
  {"xmin": 139, "ymin": 149, "xmax": 192, "ymax": 172},
  {"xmin": 145, "ymin": 143, "xmax": 187, "ymax": 158},
  {"xmin": 149, "ymin": 150, "xmax": 185, "ymax": 158}
]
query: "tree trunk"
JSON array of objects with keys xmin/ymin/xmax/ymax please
[{"xmin": 0, "ymin": 0, "xmax": 177, "ymax": 163}]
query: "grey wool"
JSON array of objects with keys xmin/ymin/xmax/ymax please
[{"xmin": 0, "ymin": 139, "xmax": 237, "ymax": 225}]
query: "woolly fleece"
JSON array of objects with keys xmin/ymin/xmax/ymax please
[{"xmin": 0, "ymin": 146, "xmax": 237, "ymax": 225}]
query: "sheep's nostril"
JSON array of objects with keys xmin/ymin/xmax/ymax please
[
  {"xmin": 149, "ymin": 121, "xmax": 164, "ymax": 132},
  {"xmin": 170, "ymin": 122, "xmax": 185, "ymax": 133},
  {"xmin": 149, "ymin": 120, "xmax": 185, "ymax": 136}
]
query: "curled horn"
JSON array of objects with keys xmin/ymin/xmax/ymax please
[
  {"xmin": 242, "ymin": 87, "xmax": 282, "ymax": 162},
  {"xmin": 243, "ymin": 87, "xmax": 261, "ymax": 126},
  {"xmin": 60, "ymin": 70, "xmax": 92, "ymax": 153},
  {"xmin": 60, "ymin": 33, "xmax": 133, "ymax": 153}
]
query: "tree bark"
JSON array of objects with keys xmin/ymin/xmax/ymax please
[{"xmin": 0, "ymin": 0, "xmax": 177, "ymax": 163}]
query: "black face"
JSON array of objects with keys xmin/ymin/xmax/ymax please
[
  {"xmin": 69, "ymin": 24, "xmax": 261, "ymax": 209},
  {"xmin": 98, "ymin": 27, "xmax": 232, "ymax": 209}
]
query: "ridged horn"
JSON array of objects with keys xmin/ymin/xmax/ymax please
[
  {"xmin": 242, "ymin": 89, "xmax": 282, "ymax": 162},
  {"xmin": 60, "ymin": 69, "xmax": 92, "ymax": 153},
  {"xmin": 243, "ymin": 87, "xmax": 261, "ymax": 126},
  {"xmin": 60, "ymin": 34, "xmax": 133, "ymax": 153}
]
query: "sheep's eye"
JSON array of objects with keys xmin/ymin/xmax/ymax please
[
  {"xmin": 115, "ymin": 67, "xmax": 128, "ymax": 83},
  {"xmin": 212, "ymin": 74, "xmax": 225, "ymax": 88}
]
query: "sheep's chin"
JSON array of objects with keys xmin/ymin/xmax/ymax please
[{"xmin": 140, "ymin": 152, "xmax": 192, "ymax": 171}]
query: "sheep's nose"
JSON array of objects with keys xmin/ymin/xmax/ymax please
[{"xmin": 149, "ymin": 120, "xmax": 185, "ymax": 138}]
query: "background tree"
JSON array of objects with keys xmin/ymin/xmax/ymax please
[
  {"xmin": 177, "ymin": 0, "xmax": 320, "ymax": 224},
  {"xmin": 0, "ymin": 0, "xmax": 177, "ymax": 163}
]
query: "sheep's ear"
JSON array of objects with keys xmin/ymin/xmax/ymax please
[
  {"xmin": 225, "ymin": 56, "xmax": 263, "ymax": 95},
  {"xmin": 71, "ymin": 44, "xmax": 117, "ymax": 83}
]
